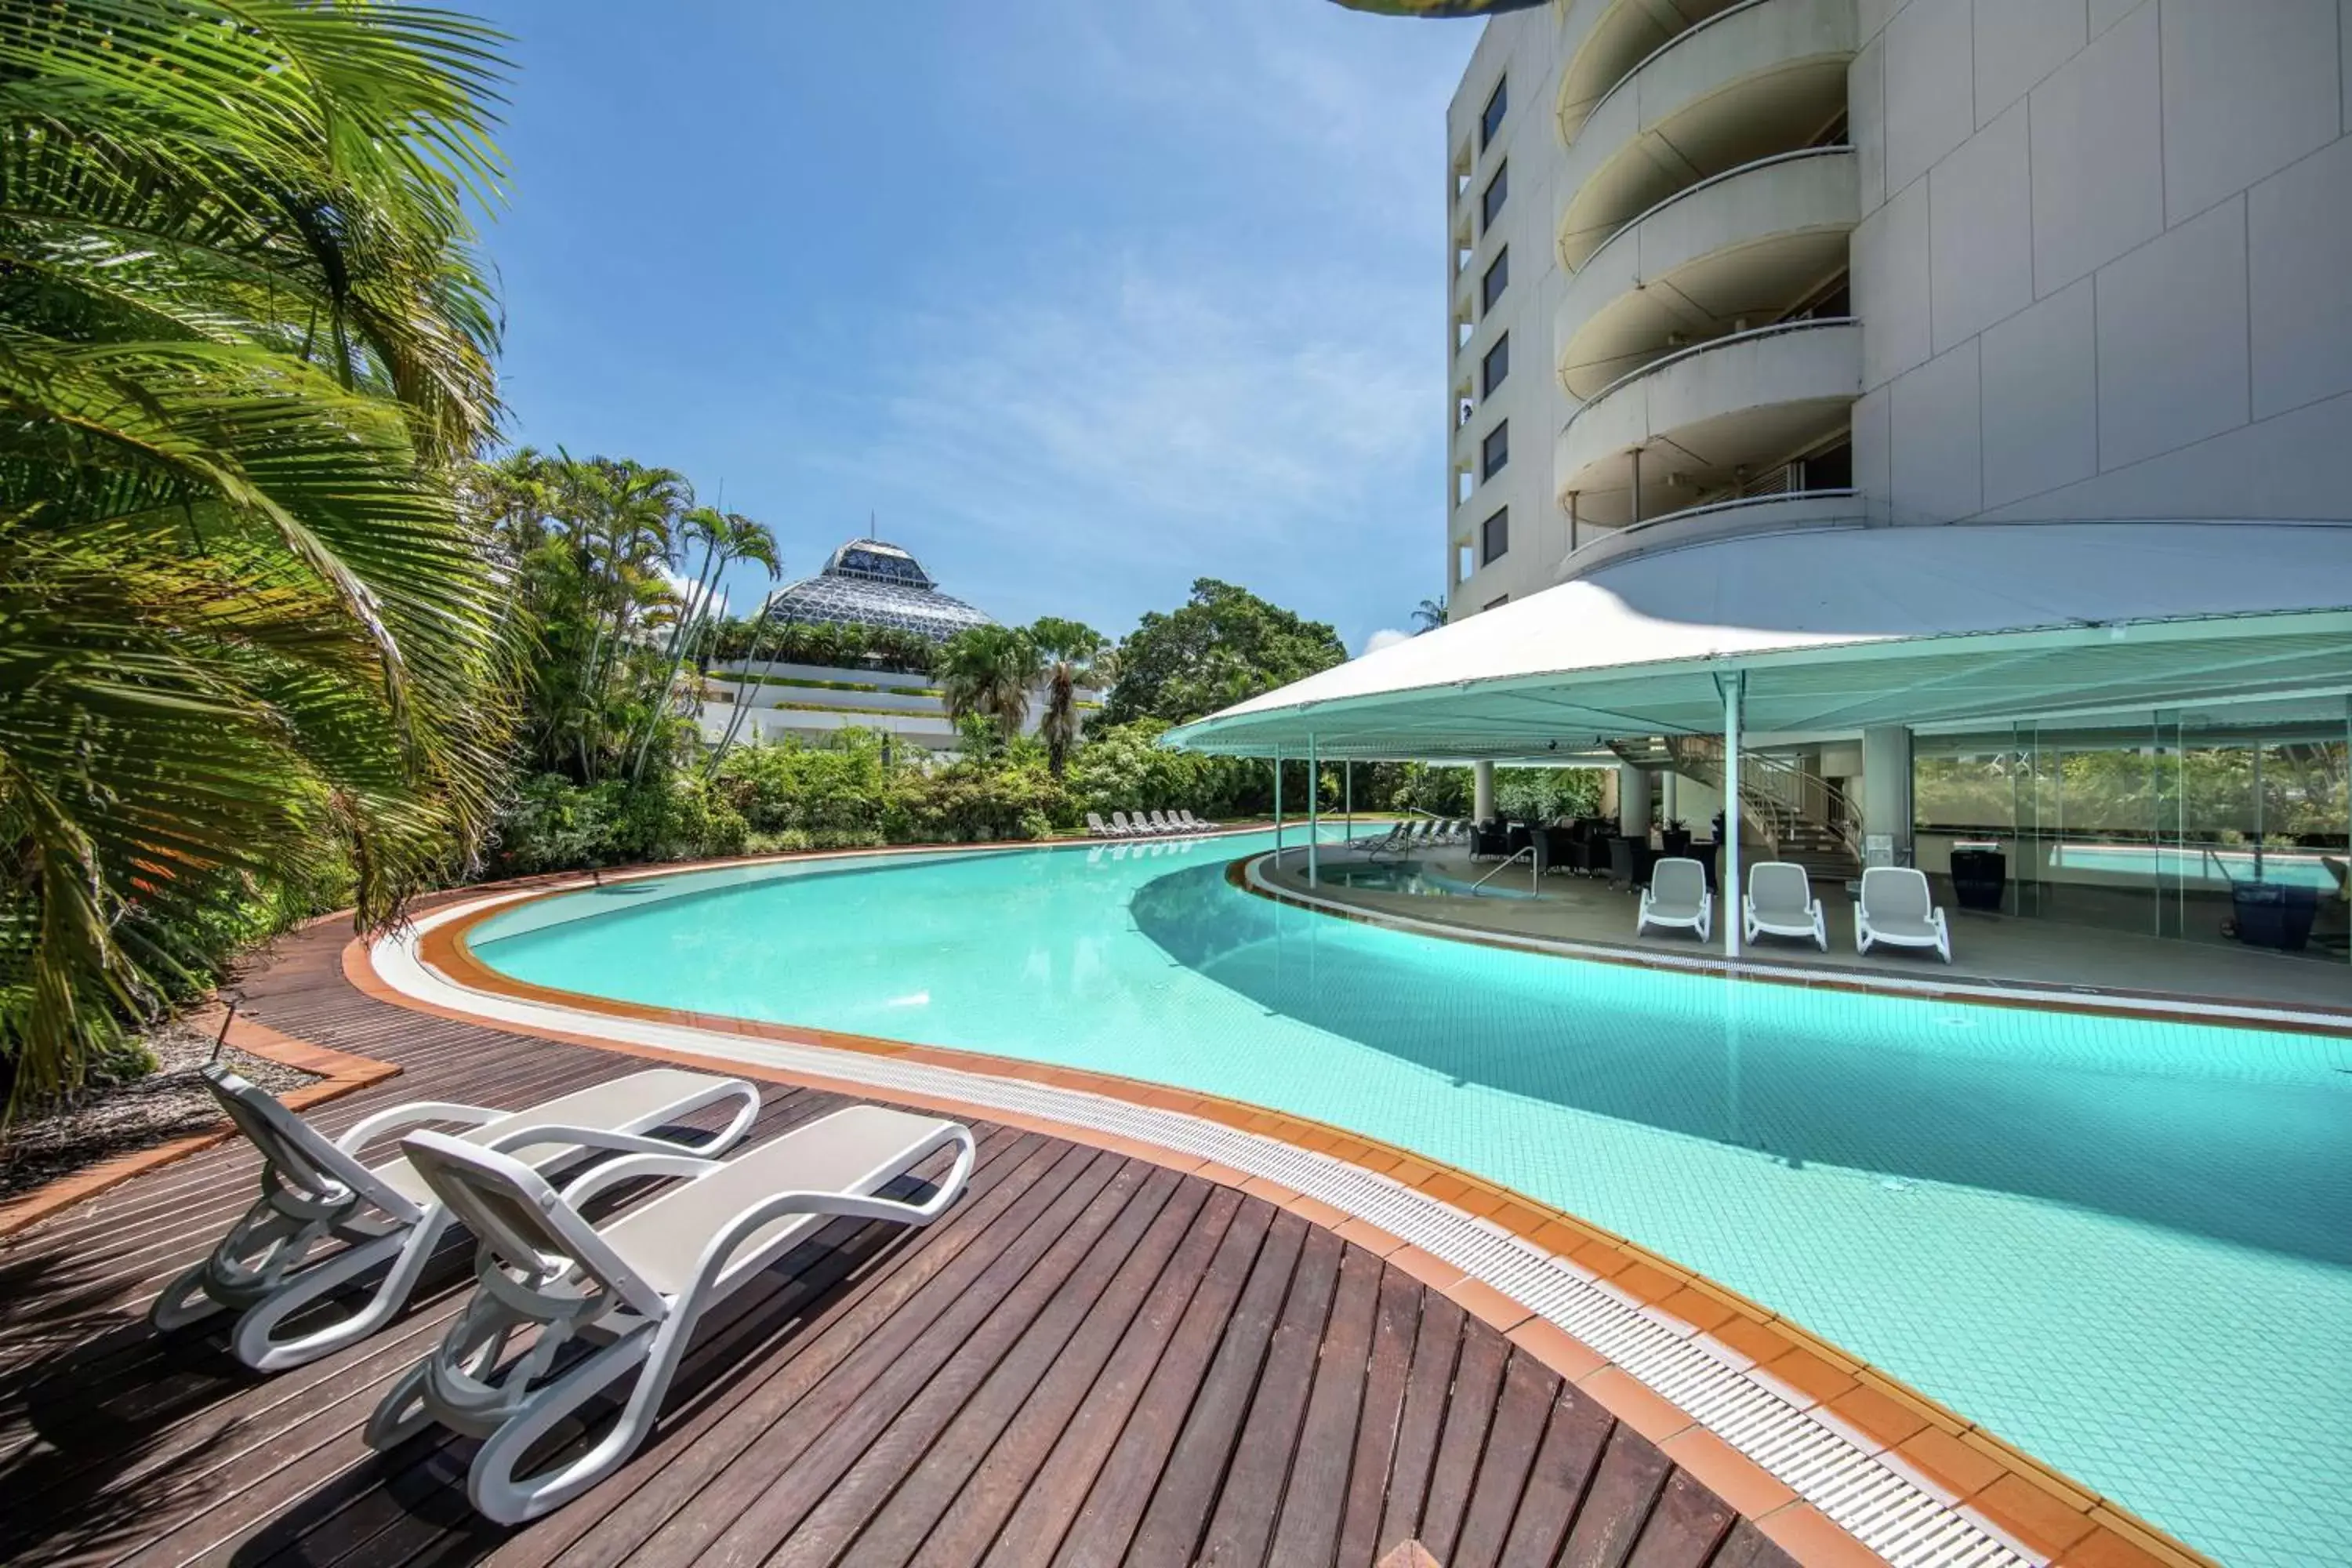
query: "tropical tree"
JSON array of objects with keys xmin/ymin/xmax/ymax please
[
  {"xmin": 630, "ymin": 509, "xmax": 778, "ymax": 782},
  {"xmin": 0, "ymin": 0, "xmax": 513, "ymax": 1109},
  {"xmin": 1413, "ymin": 595, "xmax": 1450, "ymax": 633},
  {"xmin": 1102, "ymin": 580, "xmax": 1347, "ymax": 725},
  {"xmin": 938, "ymin": 626, "xmax": 1044, "ymax": 743},
  {"xmin": 1029, "ymin": 619, "xmax": 1111, "ymax": 778}
]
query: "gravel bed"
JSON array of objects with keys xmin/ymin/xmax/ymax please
[{"xmin": 0, "ymin": 1020, "xmax": 320, "ymax": 1202}]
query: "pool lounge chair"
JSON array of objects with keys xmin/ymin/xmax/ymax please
[
  {"xmin": 368, "ymin": 1105, "xmax": 975, "ymax": 1523},
  {"xmin": 1084, "ymin": 811, "xmax": 1119, "ymax": 838},
  {"xmin": 1179, "ymin": 808, "xmax": 1219, "ymax": 830},
  {"xmin": 1149, "ymin": 810, "xmax": 1187, "ymax": 835},
  {"xmin": 1636, "ymin": 856, "xmax": 1712, "ymax": 943},
  {"xmin": 1109, "ymin": 810, "xmax": 1145, "ymax": 837},
  {"xmin": 150, "ymin": 1065, "xmax": 759, "ymax": 1372},
  {"xmin": 1856, "ymin": 866, "xmax": 1952, "ymax": 962},
  {"xmin": 1744, "ymin": 861, "xmax": 1829, "ymax": 952}
]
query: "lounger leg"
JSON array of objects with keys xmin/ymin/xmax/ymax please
[
  {"xmin": 150, "ymin": 1189, "xmax": 357, "ymax": 1333},
  {"xmin": 230, "ymin": 1214, "xmax": 442, "ymax": 1372},
  {"xmin": 468, "ymin": 1325, "xmax": 666, "ymax": 1524}
]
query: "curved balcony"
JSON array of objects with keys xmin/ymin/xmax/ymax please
[
  {"xmin": 1555, "ymin": 0, "xmax": 1746, "ymax": 146},
  {"xmin": 1555, "ymin": 318, "xmax": 1861, "ymax": 528},
  {"xmin": 1554, "ymin": 489, "xmax": 1864, "ymax": 585},
  {"xmin": 1555, "ymin": 0, "xmax": 1857, "ymax": 272},
  {"xmin": 1556, "ymin": 148, "xmax": 1857, "ymax": 398}
]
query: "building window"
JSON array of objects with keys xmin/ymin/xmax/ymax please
[
  {"xmin": 1455, "ymin": 542, "xmax": 1475, "ymax": 584},
  {"xmin": 1482, "ymin": 334, "xmax": 1509, "ymax": 398},
  {"xmin": 1481, "ymin": 507, "xmax": 1508, "ymax": 565},
  {"xmin": 1483, "ymin": 593, "xmax": 1510, "ymax": 612},
  {"xmin": 1480, "ymin": 77, "xmax": 1507, "ymax": 150},
  {"xmin": 1482, "ymin": 420, "xmax": 1508, "ymax": 481},
  {"xmin": 1481, "ymin": 161, "xmax": 1507, "ymax": 234},
  {"xmin": 1482, "ymin": 247, "xmax": 1508, "ymax": 314}
]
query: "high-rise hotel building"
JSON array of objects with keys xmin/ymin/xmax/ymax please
[{"xmin": 1445, "ymin": 0, "xmax": 2352, "ymax": 612}]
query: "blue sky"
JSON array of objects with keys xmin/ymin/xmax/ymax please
[{"xmin": 469, "ymin": 0, "xmax": 1476, "ymax": 652}]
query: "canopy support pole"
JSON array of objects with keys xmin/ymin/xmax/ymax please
[
  {"xmin": 1724, "ymin": 670, "xmax": 1744, "ymax": 958},
  {"xmin": 1272, "ymin": 747, "xmax": 1283, "ymax": 867},
  {"xmin": 1308, "ymin": 734, "xmax": 1319, "ymax": 887},
  {"xmin": 1344, "ymin": 760, "xmax": 1354, "ymax": 841}
]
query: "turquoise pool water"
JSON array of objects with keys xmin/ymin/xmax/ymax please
[
  {"xmin": 470, "ymin": 831, "xmax": 2352, "ymax": 1568},
  {"xmin": 1322, "ymin": 857, "xmax": 1538, "ymax": 899}
]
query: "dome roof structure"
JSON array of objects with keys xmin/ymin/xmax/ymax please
[{"xmin": 764, "ymin": 538, "xmax": 993, "ymax": 642}]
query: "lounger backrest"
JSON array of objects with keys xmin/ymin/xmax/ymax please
[
  {"xmin": 1749, "ymin": 861, "xmax": 1812, "ymax": 914},
  {"xmin": 201, "ymin": 1063, "xmax": 405, "ymax": 1214},
  {"xmin": 1861, "ymin": 866, "xmax": 1932, "ymax": 922},
  {"xmin": 1087, "ymin": 812, "xmax": 1107, "ymax": 833},
  {"xmin": 1651, "ymin": 857, "xmax": 1705, "ymax": 906},
  {"xmin": 401, "ymin": 1130, "xmax": 669, "ymax": 1319},
  {"xmin": 1110, "ymin": 811, "xmax": 1133, "ymax": 832}
]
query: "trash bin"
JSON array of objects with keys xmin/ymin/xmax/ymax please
[
  {"xmin": 1949, "ymin": 847, "xmax": 2007, "ymax": 912},
  {"xmin": 2231, "ymin": 882, "xmax": 2319, "ymax": 951}
]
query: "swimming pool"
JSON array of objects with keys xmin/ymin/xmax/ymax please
[
  {"xmin": 467, "ymin": 829, "xmax": 2352, "ymax": 1568},
  {"xmin": 1320, "ymin": 856, "xmax": 1537, "ymax": 899}
]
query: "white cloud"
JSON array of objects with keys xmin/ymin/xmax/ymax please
[
  {"xmin": 660, "ymin": 564, "xmax": 726, "ymax": 623},
  {"xmin": 1359, "ymin": 626, "xmax": 1413, "ymax": 656}
]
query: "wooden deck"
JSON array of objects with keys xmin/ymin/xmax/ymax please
[{"xmin": 0, "ymin": 917, "xmax": 1805, "ymax": 1568}]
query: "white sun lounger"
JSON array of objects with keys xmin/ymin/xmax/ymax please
[
  {"xmin": 1856, "ymin": 866, "xmax": 1952, "ymax": 962},
  {"xmin": 1109, "ymin": 810, "xmax": 1143, "ymax": 837},
  {"xmin": 1637, "ymin": 856, "xmax": 1712, "ymax": 943},
  {"xmin": 1147, "ymin": 810, "xmax": 1182, "ymax": 835},
  {"xmin": 366, "ymin": 1105, "xmax": 975, "ymax": 1523},
  {"xmin": 1179, "ymin": 808, "xmax": 1218, "ymax": 830},
  {"xmin": 1744, "ymin": 861, "xmax": 1829, "ymax": 951},
  {"xmin": 1084, "ymin": 811, "xmax": 1116, "ymax": 838},
  {"xmin": 150, "ymin": 1065, "xmax": 759, "ymax": 1372}
]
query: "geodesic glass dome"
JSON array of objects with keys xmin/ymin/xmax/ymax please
[{"xmin": 764, "ymin": 538, "xmax": 993, "ymax": 642}]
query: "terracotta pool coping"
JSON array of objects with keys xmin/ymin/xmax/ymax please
[{"xmin": 389, "ymin": 851, "xmax": 2222, "ymax": 1568}]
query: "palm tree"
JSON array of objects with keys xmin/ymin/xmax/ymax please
[
  {"xmin": 0, "ymin": 1, "xmax": 512, "ymax": 1108},
  {"xmin": 938, "ymin": 626, "xmax": 1044, "ymax": 745},
  {"xmin": 1029, "ymin": 622, "xmax": 1110, "ymax": 778},
  {"xmin": 630, "ymin": 510, "xmax": 777, "ymax": 782},
  {"xmin": 1413, "ymin": 596, "xmax": 1450, "ymax": 633}
]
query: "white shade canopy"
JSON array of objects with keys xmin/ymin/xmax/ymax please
[{"xmin": 1163, "ymin": 521, "xmax": 2352, "ymax": 760}]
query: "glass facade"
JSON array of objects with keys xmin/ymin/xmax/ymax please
[
  {"xmin": 1914, "ymin": 697, "xmax": 2350, "ymax": 960},
  {"xmin": 764, "ymin": 538, "xmax": 993, "ymax": 643}
]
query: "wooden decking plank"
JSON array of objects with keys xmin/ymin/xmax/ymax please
[
  {"xmin": 951, "ymin": 1184, "xmax": 1256, "ymax": 1568},
  {"xmin": 1555, "ymin": 1425, "xmax": 1672, "ymax": 1568},
  {"xmin": 1413, "ymin": 1317, "xmax": 1512, "ymax": 1563},
  {"xmin": 622, "ymin": 1145, "xmax": 1127, "ymax": 1568},
  {"xmin": 1623, "ymin": 1469, "xmax": 1736, "ymax": 1568},
  {"xmin": 1262, "ymin": 1240, "xmax": 1383, "ymax": 1568},
  {"xmin": 1333, "ymin": 1263, "xmax": 1423, "ymax": 1568},
  {"xmin": 1032, "ymin": 1196, "xmax": 1277, "ymax": 1568},
  {"xmin": 759, "ymin": 1160, "xmax": 1177, "ymax": 1563},
  {"xmin": 1447, "ymin": 1346, "xmax": 1560, "ymax": 1568},
  {"xmin": 1193, "ymin": 1223, "xmax": 1346, "ymax": 1566},
  {"xmin": 829, "ymin": 1171, "xmax": 1206, "ymax": 1567},
  {"xmin": 1372, "ymin": 1288, "xmax": 1468, "ymax": 1560},
  {"xmin": 1494, "ymin": 1388, "xmax": 1614, "ymax": 1568},
  {"xmin": 1701, "ymin": 1519, "xmax": 1804, "ymax": 1568},
  {"xmin": 1118, "ymin": 1209, "xmax": 1310, "ymax": 1566}
]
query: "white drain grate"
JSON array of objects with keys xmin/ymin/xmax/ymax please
[{"xmin": 383, "ymin": 898, "xmax": 2042, "ymax": 1568}]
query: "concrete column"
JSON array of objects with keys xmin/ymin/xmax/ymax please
[
  {"xmin": 1661, "ymin": 771, "xmax": 1679, "ymax": 826},
  {"xmin": 1307, "ymin": 734, "xmax": 1319, "ymax": 887},
  {"xmin": 1860, "ymin": 724, "xmax": 1913, "ymax": 865},
  {"xmin": 1617, "ymin": 764, "xmax": 1653, "ymax": 837},
  {"xmin": 1473, "ymin": 760, "xmax": 1496, "ymax": 821}
]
